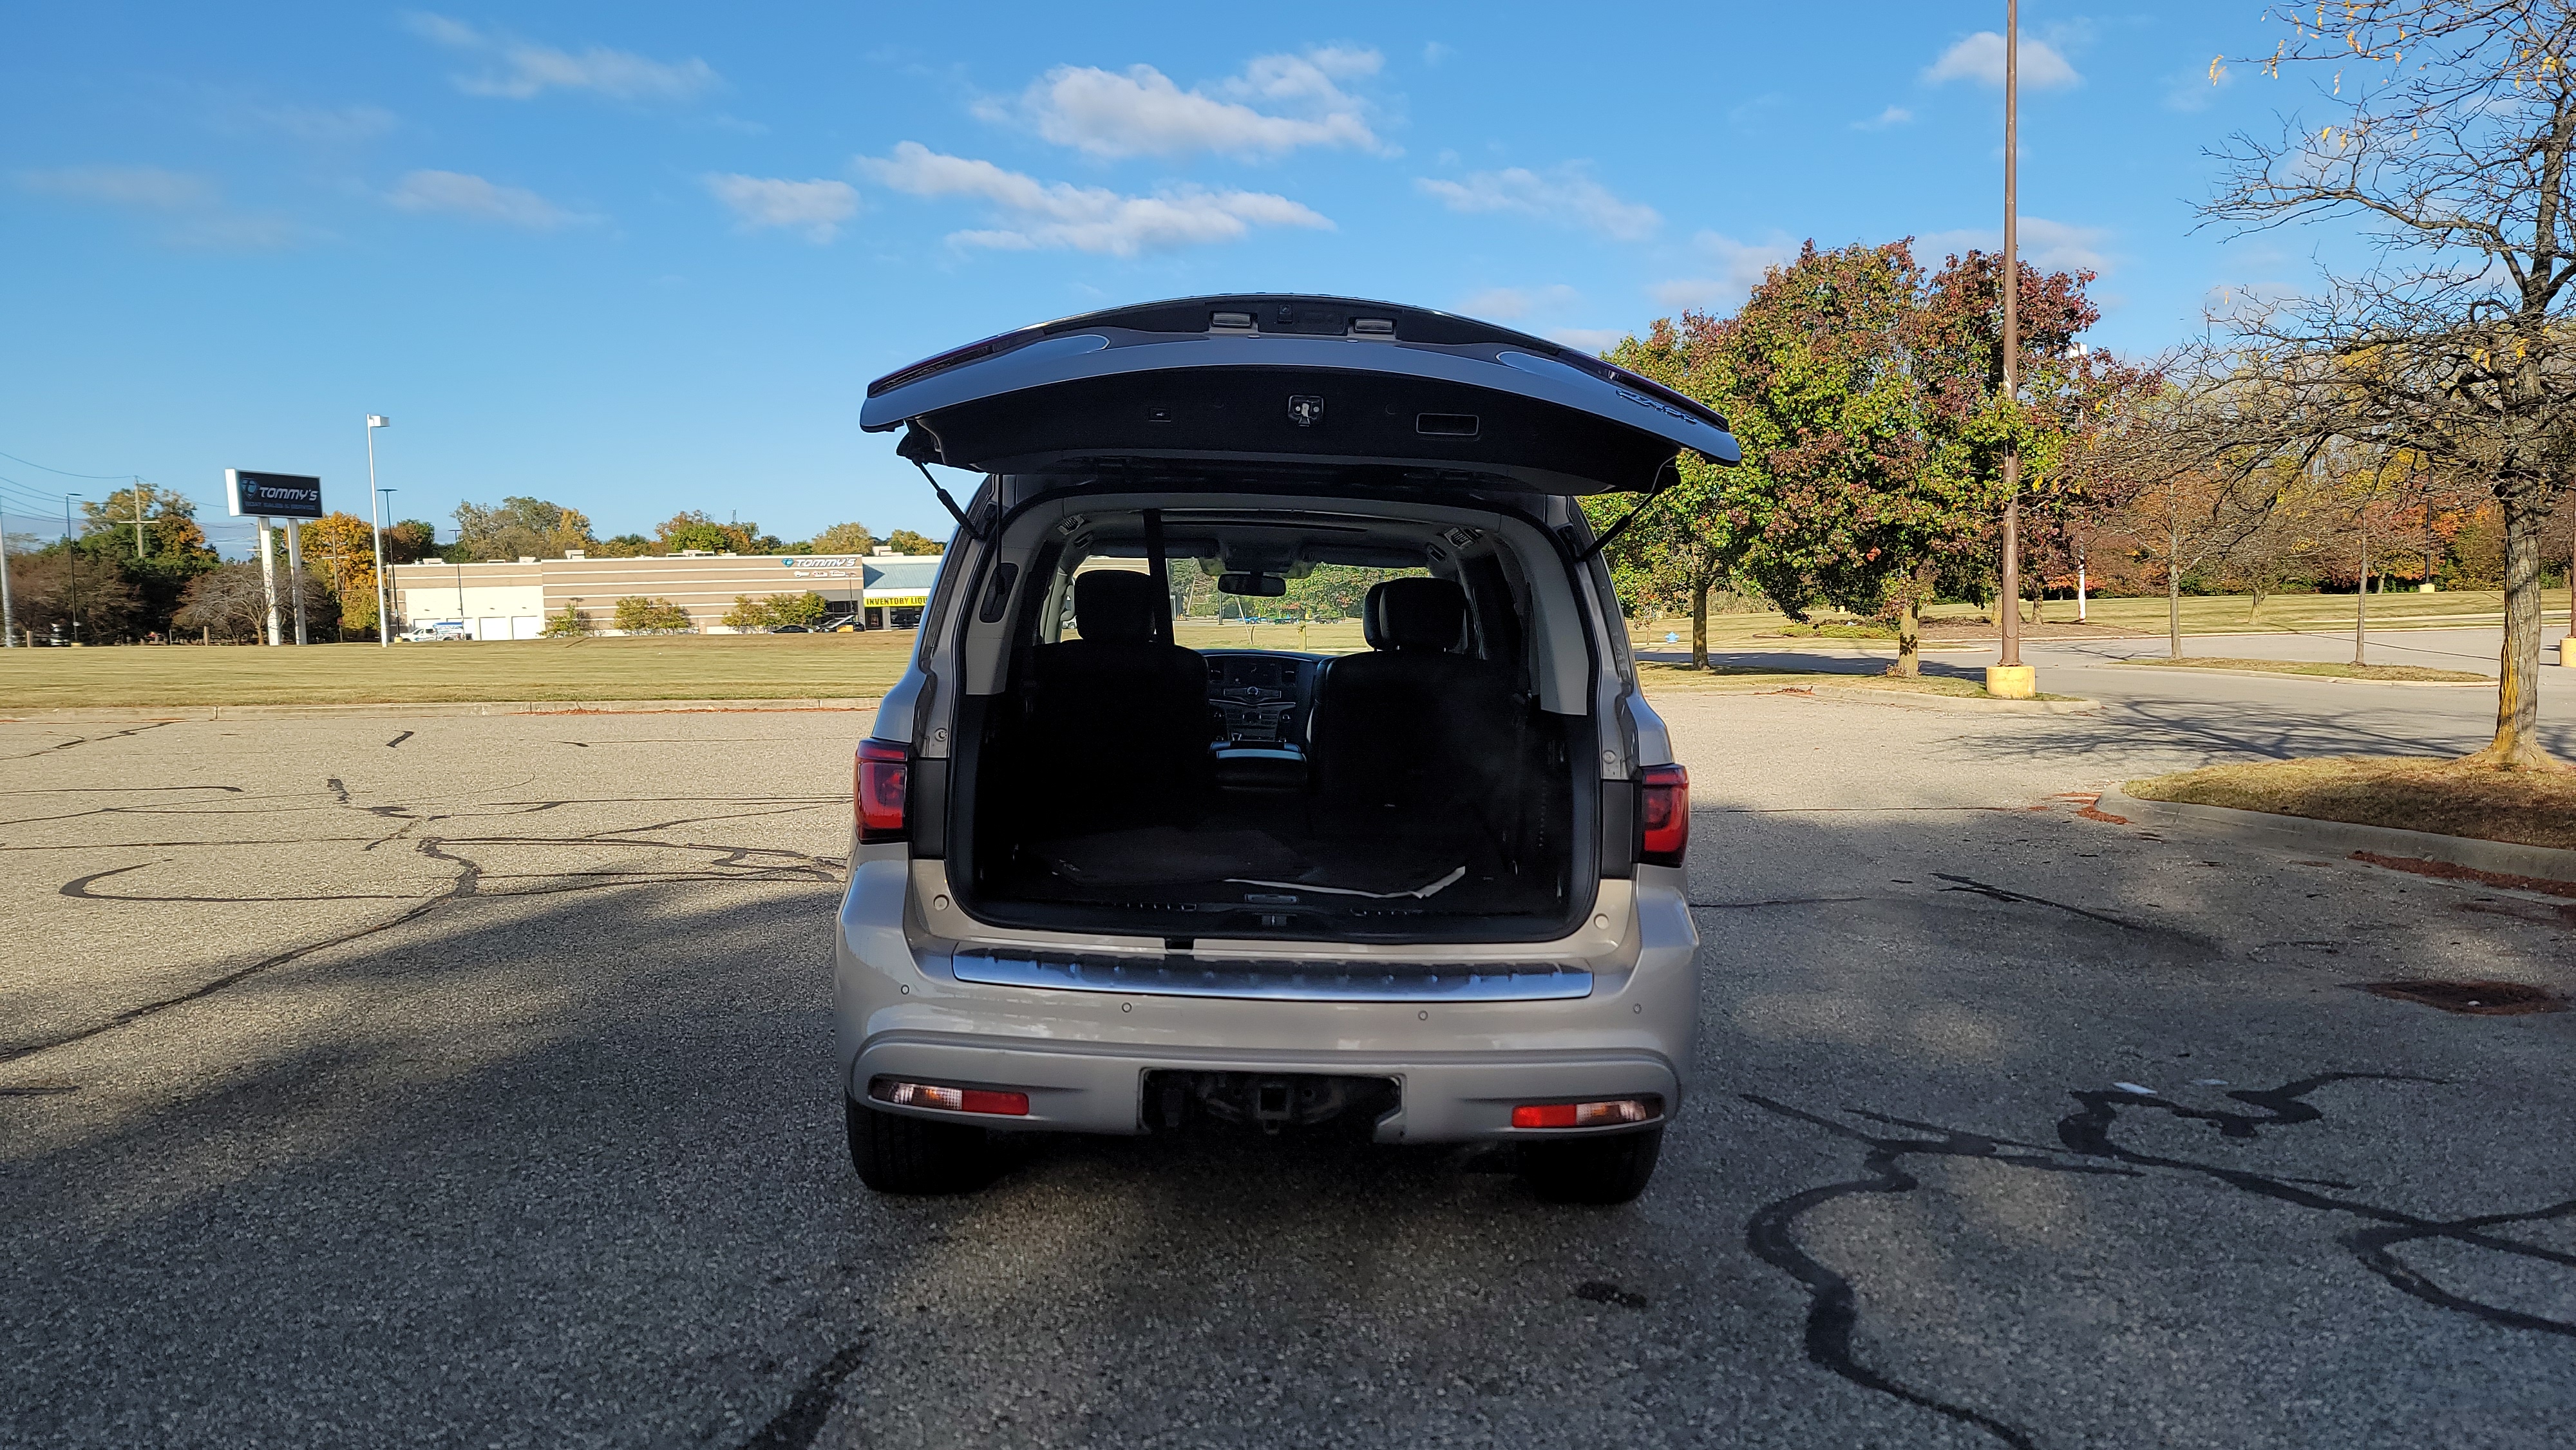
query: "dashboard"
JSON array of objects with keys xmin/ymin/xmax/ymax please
[{"xmin": 1203, "ymin": 650, "xmax": 1320, "ymax": 746}]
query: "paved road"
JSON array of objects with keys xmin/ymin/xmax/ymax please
[{"xmin": 3, "ymin": 702, "xmax": 2570, "ymax": 1447}]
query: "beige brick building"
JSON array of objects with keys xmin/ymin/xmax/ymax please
[{"xmin": 388, "ymin": 551, "xmax": 943, "ymax": 638}]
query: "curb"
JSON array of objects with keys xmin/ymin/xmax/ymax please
[
  {"xmin": 1689, "ymin": 681, "xmax": 2102, "ymax": 715},
  {"xmin": 2099, "ymin": 785, "xmax": 2576, "ymax": 886},
  {"xmin": 1, "ymin": 697, "xmax": 883, "ymax": 723},
  {"xmin": 2102, "ymin": 663, "xmax": 2492, "ymax": 689}
]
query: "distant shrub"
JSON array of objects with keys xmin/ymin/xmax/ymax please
[
  {"xmin": 541, "ymin": 603, "xmax": 594, "ymax": 637},
  {"xmin": 612, "ymin": 596, "xmax": 692, "ymax": 634},
  {"xmin": 721, "ymin": 594, "xmax": 775, "ymax": 632},
  {"xmin": 769, "ymin": 590, "xmax": 829, "ymax": 627}
]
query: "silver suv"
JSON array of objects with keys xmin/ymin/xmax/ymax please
[{"xmin": 834, "ymin": 295, "xmax": 1734, "ymax": 1202}]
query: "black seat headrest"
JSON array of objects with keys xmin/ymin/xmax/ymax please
[
  {"xmin": 1363, "ymin": 578, "xmax": 1466, "ymax": 652},
  {"xmin": 1074, "ymin": 570, "xmax": 1160, "ymax": 644}
]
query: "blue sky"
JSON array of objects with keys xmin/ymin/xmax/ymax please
[{"xmin": 1, "ymin": 3, "xmax": 2357, "ymax": 556}]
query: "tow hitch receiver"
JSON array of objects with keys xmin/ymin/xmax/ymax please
[{"xmin": 1144, "ymin": 1071, "xmax": 1397, "ymax": 1136}]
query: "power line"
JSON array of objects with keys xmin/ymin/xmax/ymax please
[{"xmin": 0, "ymin": 448, "xmax": 134, "ymax": 480}]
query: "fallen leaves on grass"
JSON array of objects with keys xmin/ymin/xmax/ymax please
[
  {"xmin": 2112, "ymin": 656, "xmax": 2491, "ymax": 683},
  {"xmin": 2126, "ymin": 757, "xmax": 2576, "ymax": 851}
]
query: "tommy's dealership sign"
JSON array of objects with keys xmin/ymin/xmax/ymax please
[
  {"xmin": 782, "ymin": 555, "xmax": 863, "ymax": 579},
  {"xmin": 225, "ymin": 469, "xmax": 324, "ymax": 519}
]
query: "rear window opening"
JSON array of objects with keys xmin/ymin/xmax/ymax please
[{"xmin": 941, "ymin": 496, "xmax": 1600, "ymax": 945}]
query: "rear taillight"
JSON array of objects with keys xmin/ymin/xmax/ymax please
[
  {"xmin": 855, "ymin": 739, "xmax": 909, "ymax": 843},
  {"xmin": 1638, "ymin": 763, "xmax": 1689, "ymax": 866},
  {"xmin": 874, "ymin": 1080, "xmax": 1030, "ymax": 1116},
  {"xmin": 1511, "ymin": 1097, "xmax": 1661, "ymax": 1129}
]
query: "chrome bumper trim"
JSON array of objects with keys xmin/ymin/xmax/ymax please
[{"xmin": 949, "ymin": 950, "xmax": 1594, "ymax": 1003}]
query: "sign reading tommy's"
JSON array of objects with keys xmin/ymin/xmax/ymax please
[{"xmin": 224, "ymin": 469, "xmax": 324, "ymax": 519}]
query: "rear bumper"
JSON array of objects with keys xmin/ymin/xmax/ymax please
[
  {"xmin": 851, "ymin": 1032, "xmax": 1676, "ymax": 1142},
  {"xmin": 831, "ymin": 855, "xmax": 1700, "ymax": 1144}
]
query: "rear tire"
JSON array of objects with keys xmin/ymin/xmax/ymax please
[
  {"xmin": 1519, "ymin": 1126, "xmax": 1663, "ymax": 1205},
  {"xmin": 845, "ymin": 1095, "xmax": 994, "ymax": 1194}
]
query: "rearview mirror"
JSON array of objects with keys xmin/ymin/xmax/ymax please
[{"xmin": 1217, "ymin": 572, "xmax": 1287, "ymax": 598}]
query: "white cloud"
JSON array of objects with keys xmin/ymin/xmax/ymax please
[
  {"xmin": 387, "ymin": 169, "xmax": 591, "ymax": 229},
  {"xmin": 1853, "ymin": 106, "xmax": 1913, "ymax": 131},
  {"xmin": 1423, "ymin": 41, "xmax": 1453, "ymax": 66},
  {"xmin": 1647, "ymin": 231, "xmax": 1799, "ymax": 311},
  {"xmin": 703, "ymin": 174, "xmax": 858, "ymax": 242},
  {"xmin": 405, "ymin": 13, "xmax": 721, "ymax": 102},
  {"xmin": 998, "ymin": 48, "xmax": 1385, "ymax": 159},
  {"xmin": 1458, "ymin": 284, "xmax": 1578, "ymax": 320},
  {"xmin": 1547, "ymin": 326, "xmax": 1627, "ymax": 354},
  {"xmin": 2164, "ymin": 58, "xmax": 2235, "ymax": 113},
  {"xmin": 1924, "ymin": 32, "xmax": 2081, "ymax": 90},
  {"xmin": 853, "ymin": 142, "xmax": 1331, "ymax": 256},
  {"xmin": 233, "ymin": 103, "xmax": 399, "ymax": 143},
  {"xmin": 1415, "ymin": 164, "xmax": 1659, "ymax": 241},
  {"xmin": 17, "ymin": 165, "xmax": 217, "ymax": 210},
  {"xmin": 1917, "ymin": 216, "xmax": 2111, "ymax": 275}
]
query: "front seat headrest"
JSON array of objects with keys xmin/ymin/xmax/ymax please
[
  {"xmin": 1363, "ymin": 578, "xmax": 1466, "ymax": 652},
  {"xmin": 1073, "ymin": 570, "xmax": 1160, "ymax": 644}
]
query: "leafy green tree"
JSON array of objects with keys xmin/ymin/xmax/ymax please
[
  {"xmin": 541, "ymin": 603, "xmax": 594, "ymax": 637},
  {"xmin": 655, "ymin": 510, "xmax": 759, "ymax": 554},
  {"xmin": 885, "ymin": 528, "xmax": 946, "ymax": 555},
  {"xmin": 383, "ymin": 520, "xmax": 439, "ymax": 564},
  {"xmin": 454, "ymin": 497, "xmax": 596, "ymax": 561},
  {"xmin": 611, "ymin": 596, "xmax": 692, "ymax": 633},
  {"xmin": 721, "ymin": 594, "xmax": 777, "ymax": 631},
  {"xmin": 591, "ymin": 533, "xmax": 656, "ymax": 558},
  {"xmin": 73, "ymin": 484, "xmax": 220, "ymax": 637},
  {"xmin": 1598, "ymin": 316, "xmax": 1745, "ymax": 666},
  {"xmin": 768, "ymin": 589, "xmax": 829, "ymax": 626},
  {"xmin": 808, "ymin": 521, "xmax": 876, "ymax": 556}
]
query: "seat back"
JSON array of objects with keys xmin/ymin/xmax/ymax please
[
  {"xmin": 1309, "ymin": 578, "xmax": 1519, "ymax": 830},
  {"xmin": 1018, "ymin": 571, "xmax": 1210, "ymax": 825}
]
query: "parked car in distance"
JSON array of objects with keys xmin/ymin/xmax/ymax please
[
  {"xmin": 772, "ymin": 624, "xmax": 811, "ymax": 634},
  {"xmin": 397, "ymin": 621, "xmax": 469, "ymax": 643},
  {"xmin": 836, "ymin": 294, "xmax": 1733, "ymax": 1204}
]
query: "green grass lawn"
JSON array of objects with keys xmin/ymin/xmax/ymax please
[
  {"xmin": 1624, "ymin": 587, "xmax": 2567, "ymax": 652},
  {"xmin": 2112, "ymin": 656, "xmax": 2492, "ymax": 683},
  {"xmin": 0, "ymin": 632, "xmax": 924, "ymax": 709}
]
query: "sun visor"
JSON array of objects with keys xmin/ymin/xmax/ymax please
[{"xmin": 861, "ymin": 305, "xmax": 1739, "ymax": 496}]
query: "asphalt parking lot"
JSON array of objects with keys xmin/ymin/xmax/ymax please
[{"xmin": 4, "ymin": 687, "xmax": 2571, "ymax": 1449}]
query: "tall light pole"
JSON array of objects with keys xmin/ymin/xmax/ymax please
[
  {"xmin": 62, "ymin": 493, "xmax": 81, "ymax": 645},
  {"xmin": 366, "ymin": 415, "xmax": 391, "ymax": 646},
  {"xmin": 1986, "ymin": 1, "xmax": 2036, "ymax": 700}
]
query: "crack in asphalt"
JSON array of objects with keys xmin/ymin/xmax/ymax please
[
  {"xmin": 385, "ymin": 731, "xmax": 413, "ymax": 749},
  {"xmin": 2, "ymin": 722, "xmax": 174, "ymax": 761},
  {"xmin": 1745, "ymin": 1073, "xmax": 2576, "ymax": 1448},
  {"xmin": 16, "ymin": 777, "xmax": 842, "ymax": 1062},
  {"xmin": 730, "ymin": 1339, "xmax": 868, "ymax": 1450},
  {"xmin": 1929, "ymin": 872, "xmax": 2163, "ymax": 934}
]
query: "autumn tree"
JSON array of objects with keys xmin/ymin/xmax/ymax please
[
  {"xmin": 885, "ymin": 528, "xmax": 946, "ymax": 555},
  {"xmin": 173, "ymin": 562, "xmax": 338, "ymax": 644},
  {"xmin": 808, "ymin": 521, "xmax": 876, "ymax": 555},
  {"xmin": 1599, "ymin": 314, "xmax": 1745, "ymax": 666},
  {"xmin": 2209, "ymin": 1, "xmax": 2576, "ymax": 767},
  {"xmin": 454, "ymin": 497, "xmax": 596, "ymax": 561},
  {"xmin": 1710, "ymin": 240, "xmax": 1984, "ymax": 676},
  {"xmin": 656, "ymin": 510, "xmax": 759, "ymax": 554}
]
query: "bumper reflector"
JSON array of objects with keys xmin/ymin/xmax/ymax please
[
  {"xmin": 876, "ymin": 1080, "xmax": 1030, "ymax": 1116},
  {"xmin": 1511, "ymin": 1098, "xmax": 1657, "ymax": 1129}
]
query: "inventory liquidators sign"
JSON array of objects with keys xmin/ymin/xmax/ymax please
[{"xmin": 225, "ymin": 470, "xmax": 324, "ymax": 519}]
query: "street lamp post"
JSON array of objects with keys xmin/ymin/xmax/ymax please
[
  {"xmin": 366, "ymin": 415, "xmax": 391, "ymax": 646},
  {"xmin": 1985, "ymin": 0, "xmax": 2036, "ymax": 700},
  {"xmin": 63, "ymin": 494, "xmax": 80, "ymax": 645}
]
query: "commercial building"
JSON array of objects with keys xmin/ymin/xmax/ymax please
[{"xmin": 387, "ymin": 550, "xmax": 943, "ymax": 638}]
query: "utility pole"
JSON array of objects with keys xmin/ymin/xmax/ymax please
[
  {"xmin": 1, "ymin": 507, "xmax": 14, "ymax": 648},
  {"xmin": 132, "ymin": 479, "xmax": 150, "ymax": 558},
  {"xmin": 366, "ymin": 415, "xmax": 392, "ymax": 646},
  {"xmin": 64, "ymin": 494, "xmax": 80, "ymax": 645},
  {"xmin": 1986, "ymin": 0, "xmax": 2036, "ymax": 700}
]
